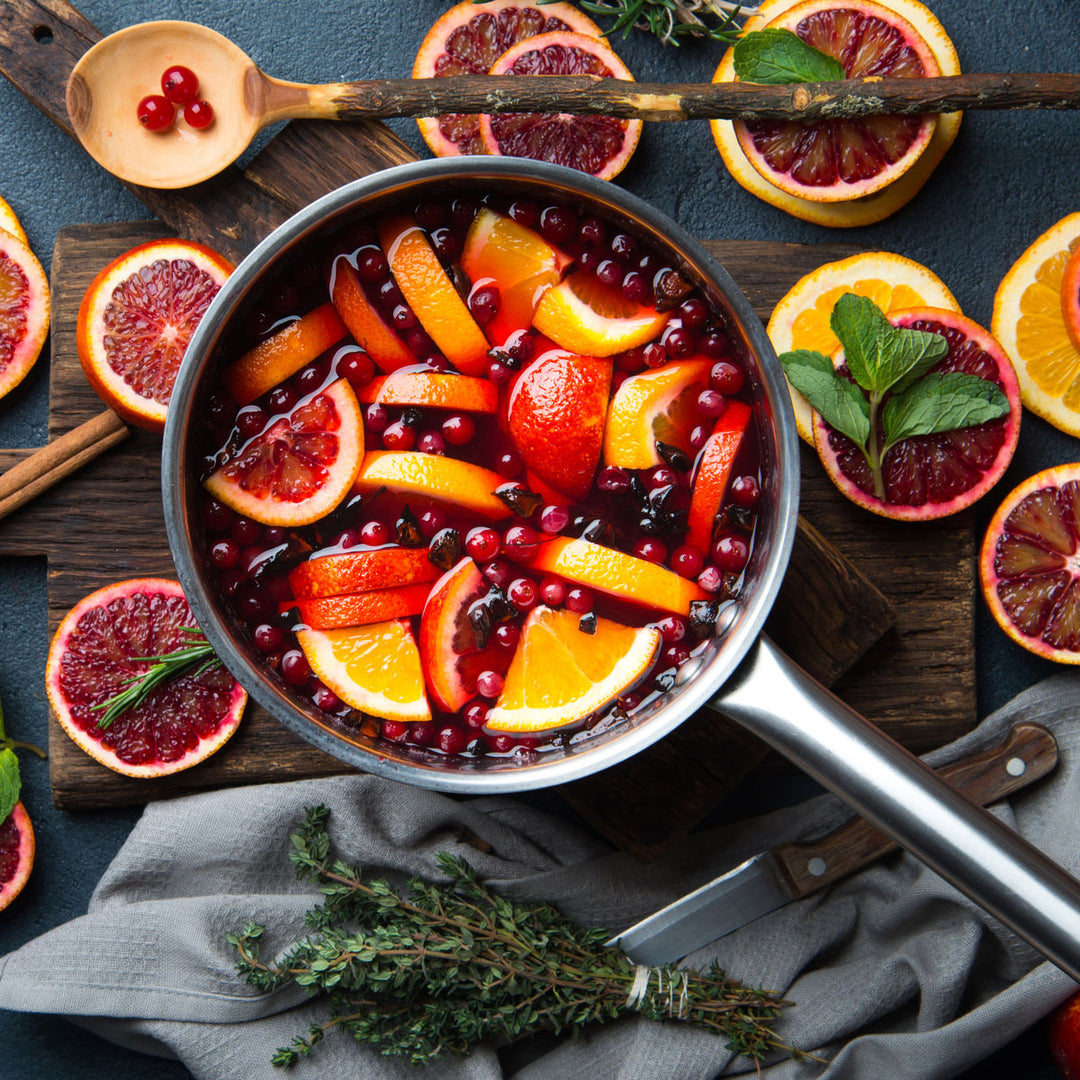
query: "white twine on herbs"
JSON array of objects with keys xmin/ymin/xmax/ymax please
[{"xmin": 626, "ymin": 965, "xmax": 691, "ymax": 1017}]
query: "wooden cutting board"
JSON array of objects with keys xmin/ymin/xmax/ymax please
[{"xmin": 0, "ymin": 0, "xmax": 976, "ymax": 858}]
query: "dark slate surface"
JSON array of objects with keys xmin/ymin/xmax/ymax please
[{"xmin": 0, "ymin": 1, "xmax": 1077, "ymax": 1077}]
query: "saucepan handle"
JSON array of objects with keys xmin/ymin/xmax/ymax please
[{"xmin": 710, "ymin": 635, "xmax": 1080, "ymax": 981}]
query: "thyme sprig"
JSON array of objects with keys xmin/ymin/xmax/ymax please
[
  {"xmin": 91, "ymin": 627, "xmax": 221, "ymax": 730},
  {"xmin": 230, "ymin": 807, "xmax": 804, "ymax": 1068}
]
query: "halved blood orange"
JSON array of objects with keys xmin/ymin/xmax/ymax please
[
  {"xmin": 293, "ymin": 582, "xmax": 433, "ymax": 632},
  {"xmin": 0, "ymin": 195, "xmax": 28, "ymax": 245},
  {"xmin": 0, "ymin": 802, "xmax": 34, "ymax": 913},
  {"xmin": 413, "ymin": 0, "xmax": 602, "ymax": 158},
  {"xmin": 358, "ymin": 371, "xmax": 499, "ymax": 413},
  {"xmin": 204, "ymin": 377, "xmax": 364, "ymax": 527},
  {"xmin": 76, "ymin": 239, "xmax": 231, "ymax": 431},
  {"xmin": 330, "ymin": 259, "xmax": 416, "ymax": 374},
  {"xmin": 290, "ymin": 546, "xmax": 440, "ymax": 600},
  {"xmin": 222, "ymin": 302, "xmax": 347, "ymax": 406},
  {"xmin": 980, "ymin": 465, "xmax": 1080, "ymax": 663},
  {"xmin": 45, "ymin": 578, "xmax": 247, "ymax": 777},
  {"xmin": 0, "ymin": 229, "xmax": 49, "ymax": 404},
  {"xmin": 478, "ymin": 31, "xmax": 641, "ymax": 180},
  {"xmin": 485, "ymin": 606, "xmax": 660, "ymax": 733},
  {"xmin": 813, "ymin": 308, "xmax": 1021, "ymax": 521},
  {"xmin": 711, "ymin": 0, "xmax": 961, "ymax": 226}
]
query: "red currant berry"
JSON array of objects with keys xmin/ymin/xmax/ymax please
[
  {"xmin": 466, "ymin": 527, "xmax": 501, "ymax": 562},
  {"xmin": 464, "ymin": 700, "xmax": 490, "ymax": 729},
  {"xmin": 539, "ymin": 575, "xmax": 566, "ymax": 606},
  {"xmin": 496, "ymin": 450, "xmax": 523, "ymax": 478},
  {"xmin": 236, "ymin": 405, "xmax": 267, "ymax": 439},
  {"xmin": 442, "ymin": 414, "xmax": 475, "ymax": 446},
  {"xmin": 503, "ymin": 525, "xmax": 538, "ymax": 562},
  {"xmin": 382, "ymin": 420, "xmax": 416, "ymax": 451},
  {"xmin": 494, "ymin": 622, "xmax": 520, "ymax": 650},
  {"xmin": 488, "ymin": 360, "xmax": 513, "ymax": 386},
  {"xmin": 476, "ymin": 670, "xmax": 504, "ymax": 699},
  {"xmin": 596, "ymin": 259, "xmax": 622, "ymax": 287},
  {"xmin": 161, "ymin": 65, "xmax": 199, "ymax": 104},
  {"xmin": 508, "ymin": 199, "xmax": 540, "ymax": 227},
  {"xmin": 417, "ymin": 431, "xmax": 446, "ymax": 455},
  {"xmin": 419, "ymin": 508, "xmax": 447, "ymax": 538},
  {"xmin": 184, "ymin": 99, "xmax": 215, "ymax": 130},
  {"xmin": 335, "ymin": 528, "xmax": 361, "ymax": 550},
  {"xmin": 663, "ymin": 326, "xmax": 696, "ymax": 357},
  {"xmin": 137, "ymin": 94, "xmax": 175, "ymax": 132},
  {"xmin": 508, "ymin": 578, "xmax": 538, "ymax": 611},
  {"xmin": 268, "ymin": 385, "xmax": 298, "ymax": 414},
  {"xmin": 621, "ymin": 272, "xmax": 651, "ymax": 305},
  {"xmin": 482, "ymin": 559, "xmax": 512, "ymax": 589},
  {"xmin": 697, "ymin": 565, "xmax": 723, "ymax": 593},
  {"xmin": 539, "ymin": 504, "xmax": 569, "ymax": 535},
  {"xmin": 643, "ymin": 342, "xmax": 667, "ymax": 368}
]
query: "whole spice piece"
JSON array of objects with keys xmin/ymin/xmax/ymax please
[{"xmin": 230, "ymin": 807, "xmax": 802, "ymax": 1068}]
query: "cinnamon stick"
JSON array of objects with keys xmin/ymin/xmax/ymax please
[{"xmin": 0, "ymin": 408, "xmax": 130, "ymax": 523}]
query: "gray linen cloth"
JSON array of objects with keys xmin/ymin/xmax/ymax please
[{"xmin": 2, "ymin": 673, "xmax": 1079, "ymax": 1079}]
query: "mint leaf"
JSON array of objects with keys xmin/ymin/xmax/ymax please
[
  {"xmin": 733, "ymin": 28, "xmax": 846, "ymax": 85},
  {"xmin": 0, "ymin": 748, "xmax": 19, "ymax": 825},
  {"xmin": 882, "ymin": 373, "xmax": 1010, "ymax": 450},
  {"xmin": 828, "ymin": 293, "xmax": 892, "ymax": 393},
  {"xmin": 779, "ymin": 349, "xmax": 871, "ymax": 448},
  {"xmin": 878, "ymin": 328, "xmax": 950, "ymax": 396}
]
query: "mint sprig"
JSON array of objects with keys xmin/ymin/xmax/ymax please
[
  {"xmin": 779, "ymin": 294, "xmax": 1010, "ymax": 501},
  {"xmin": 733, "ymin": 27, "xmax": 846, "ymax": 84},
  {"xmin": 0, "ymin": 690, "xmax": 47, "ymax": 825}
]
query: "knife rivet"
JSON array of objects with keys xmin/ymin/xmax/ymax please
[
  {"xmin": 1006, "ymin": 757, "xmax": 1026, "ymax": 777},
  {"xmin": 807, "ymin": 857, "xmax": 827, "ymax": 877}
]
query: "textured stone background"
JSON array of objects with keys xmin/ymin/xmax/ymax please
[{"xmin": 0, "ymin": 1, "xmax": 1077, "ymax": 1076}]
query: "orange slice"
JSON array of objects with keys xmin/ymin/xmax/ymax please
[
  {"xmin": 352, "ymin": 451, "xmax": 510, "ymax": 519},
  {"xmin": 767, "ymin": 251, "xmax": 960, "ymax": 441},
  {"xmin": 0, "ymin": 195, "xmax": 28, "ymax": 245},
  {"xmin": 686, "ymin": 401, "xmax": 753, "ymax": 553},
  {"xmin": 530, "ymin": 537, "xmax": 709, "ymax": 615},
  {"xmin": 0, "ymin": 802, "xmax": 34, "ymax": 913},
  {"xmin": 330, "ymin": 259, "xmax": 416, "ymax": 373},
  {"xmin": 602, "ymin": 358, "xmax": 712, "ymax": 469},
  {"xmin": 222, "ymin": 302, "xmax": 348, "ymax": 405},
  {"xmin": 992, "ymin": 213, "xmax": 1080, "ymax": 438},
  {"xmin": 1062, "ymin": 244, "xmax": 1080, "ymax": 353},
  {"xmin": 485, "ymin": 606, "xmax": 660, "ymax": 733},
  {"xmin": 0, "ymin": 228, "xmax": 49, "ymax": 404},
  {"xmin": 377, "ymin": 213, "xmax": 490, "ymax": 375},
  {"xmin": 290, "ymin": 546, "xmax": 440, "ymax": 600},
  {"xmin": 357, "ymin": 370, "xmax": 499, "ymax": 412},
  {"xmin": 296, "ymin": 619, "xmax": 431, "ymax": 723},
  {"xmin": 533, "ymin": 269, "xmax": 669, "ymax": 357},
  {"xmin": 293, "ymin": 582, "xmax": 433, "ymax": 632}
]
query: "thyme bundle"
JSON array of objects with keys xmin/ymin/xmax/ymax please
[{"xmin": 231, "ymin": 807, "xmax": 801, "ymax": 1067}]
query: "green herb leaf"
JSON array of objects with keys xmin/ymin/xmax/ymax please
[
  {"xmin": 0, "ymin": 688, "xmax": 5, "ymax": 742},
  {"xmin": 882, "ymin": 373, "xmax": 1010, "ymax": 450},
  {"xmin": 733, "ymin": 28, "xmax": 846, "ymax": 84},
  {"xmin": 0, "ymin": 748, "xmax": 20, "ymax": 824},
  {"xmin": 877, "ymin": 327, "xmax": 951, "ymax": 396},
  {"xmin": 779, "ymin": 349, "xmax": 871, "ymax": 447},
  {"xmin": 828, "ymin": 293, "xmax": 892, "ymax": 392}
]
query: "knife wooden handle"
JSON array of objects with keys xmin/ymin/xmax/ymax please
[{"xmin": 770, "ymin": 722, "xmax": 1057, "ymax": 900}]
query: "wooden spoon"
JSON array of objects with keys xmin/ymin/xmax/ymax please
[{"xmin": 67, "ymin": 20, "xmax": 1080, "ymax": 191}]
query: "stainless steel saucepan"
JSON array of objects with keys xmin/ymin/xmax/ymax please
[{"xmin": 162, "ymin": 157, "xmax": 1080, "ymax": 980}]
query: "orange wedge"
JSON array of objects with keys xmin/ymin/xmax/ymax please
[
  {"xmin": 532, "ymin": 269, "xmax": 669, "ymax": 357},
  {"xmin": 330, "ymin": 259, "xmax": 416, "ymax": 373},
  {"xmin": 602, "ymin": 358, "xmax": 712, "ymax": 469},
  {"xmin": 223, "ymin": 302, "xmax": 347, "ymax": 405},
  {"xmin": 377, "ymin": 213, "xmax": 490, "ymax": 374},
  {"xmin": 686, "ymin": 401, "xmax": 753, "ymax": 553},
  {"xmin": 485, "ymin": 606, "xmax": 660, "ymax": 733},
  {"xmin": 293, "ymin": 582, "xmax": 433, "ymax": 631},
  {"xmin": 297, "ymin": 619, "xmax": 431, "ymax": 723},
  {"xmin": 352, "ymin": 451, "xmax": 511, "ymax": 519},
  {"xmin": 530, "ymin": 537, "xmax": 709, "ymax": 615},
  {"xmin": 357, "ymin": 370, "xmax": 499, "ymax": 412}
]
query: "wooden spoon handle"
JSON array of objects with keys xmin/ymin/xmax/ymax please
[{"xmin": 323, "ymin": 72, "xmax": 1080, "ymax": 123}]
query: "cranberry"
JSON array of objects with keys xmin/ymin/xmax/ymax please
[
  {"xmin": 391, "ymin": 304, "xmax": 417, "ymax": 331},
  {"xmin": 442, "ymin": 414, "xmax": 475, "ymax": 446},
  {"xmin": 506, "ymin": 330, "xmax": 536, "ymax": 364},
  {"xmin": 377, "ymin": 279, "xmax": 403, "ymax": 309},
  {"xmin": 337, "ymin": 348, "xmax": 375, "ymax": 387},
  {"xmin": 210, "ymin": 538, "xmax": 241, "ymax": 570},
  {"xmin": 634, "ymin": 538, "xmax": 667, "ymax": 563},
  {"xmin": 208, "ymin": 392, "xmax": 236, "ymax": 427},
  {"xmin": 579, "ymin": 217, "xmax": 606, "ymax": 247},
  {"xmin": 678, "ymin": 298, "xmax": 709, "ymax": 329},
  {"xmin": 579, "ymin": 249, "xmax": 602, "ymax": 273},
  {"xmin": 697, "ymin": 565, "xmax": 724, "ymax": 593},
  {"xmin": 236, "ymin": 405, "xmax": 267, "ymax": 439},
  {"xmin": 219, "ymin": 569, "xmax": 245, "ymax": 598},
  {"xmin": 201, "ymin": 499, "xmax": 233, "ymax": 532},
  {"xmin": 701, "ymin": 329, "xmax": 731, "ymax": 358},
  {"xmin": 414, "ymin": 200, "xmax": 447, "ymax": 230},
  {"xmin": 488, "ymin": 360, "xmax": 513, "ymax": 386},
  {"xmin": 508, "ymin": 199, "xmax": 540, "ymax": 227},
  {"xmin": 664, "ymin": 643, "xmax": 691, "ymax": 667},
  {"xmin": 254, "ymin": 623, "xmax": 285, "ymax": 653},
  {"xmin": 231, "ymin": 516, "xmax": 261, "ymax": 545},
  {"xmin": 137, "ymin": 94, "xmax": 175, "ymax": 131},
  {"xmin": 356, "ymin": 247, "xmax": 387, "ymax": 282},
  {"xmin": 689, "ymin": 424, "xmax": 710, "ymax": 451},
  {"xmin": 450, "ymin": 197, "xmax": 478, "ymax": 230},
  {"xmin": 539, "ymin": 575, "xmax": 566, "ymax": 606},
  {"xmin": 565, "ymin": 587, "xmax": 594, "ymax": 614},
  {"xmin": 417, "ymin": 431, "xmax": 445, "ymax": 456},
  {"xmin": 381, "ymin": 719, "xmax": 409, "ymax": 742},
  {"xmin": 657, "ymin": 615, "xmax": 687, "ymax": 643},
  {"xmin": 494, "ymin": 623, "xmax": 520, "ymax": 650},
  {"xmin": 265, "ymin": 527, "xmax": 288, "ymax": 546},
  {"xmin": 621, "ymin": 272, "xmax": 650, "ymax": 305},
  {"xmin": 469, "ymin": 284, "xmax": 501, "ymax": 325},
  {"xmin": 670, "ymin": 545, "xmax": 704, "ymax": 579},
  {"xmin": 466, "ymin": 527, "xmax": 500, "ymax": 562},
  {"xmin": 364, "ymin": 403, "xmax": 389, "ymax": 433},
  {"xmin": 697, "ymin": 389, "xmax": 727, "ymax": 418},
  {"xmin": 430, "ymin": 227, "xmax": 461, "ymax": 260},
  {"xmin": 236, "ymin": 587, "xmax": 272, "ymax": 624},
  {"xmin": 184, "ymin": 99, "xmax": 214, "ymax": 130},
  {"xmin": 663, "ymin": 326, "xmax": 696, "ymax": 357},
  {"xmin": 610, "ymin": 233, "xmax": 637, "ymax": 260},
  {"xmin": 281, "ymin": 649, "xmax": 311, "ymax": 687},
  {"xmin": 643, "ymin": 342, "xmax": 667, "ymax": 369},
  {"xmin": 540, "ymin": 205, "xmax": 578, "ymax": 245},
  {"xmin": 710, "ymin": 360, "xmax": 745, "ymax": 395},
  {"xmin": 161, "ymin": 65, "xmax": 199, "ymax": 104},
  {"xmin": 712, "ymin": 534, "xmax": 749, "ymax": 573},
  {"xmin": 296, "ymin": 360, "xmax": 328, "ymax": 396},
  {"xmin": 596, "ymin": 259, "xmax": 622, "ymax": 287},
  {"xmin": 424, "ymin": 353, "xmax": 450, "ymax": 372},
  {"xmin": 490, "ymin": 734, "xmax": 516, "ymax": 753},
  {"xmin": 615, "ymin": 347, "xmax": 645, "ymax": 373},
  {"xmin": 483, "ymin": 559, "xmax": 512, "ymax": 589},
  {"xmin": 618, "ymin": 690, "xmax": 644, "ymax": 711},
  {"xmin": 638, "ymin": 252, "xmax": 662, "ymax": 276},
  {"xmin": 336, "ymin": 528, "xmax": 361, "ymax": 550},
  {"xmin": 437, "ymin": 725, "xmax": 468, "ymax": 755},
  {"xmin": 731, "ymin": 474, "xmax": 760, "ymax": 507},
  {"xmin": 646, "ymin": 466, "xmax": 679, "ymax": 491},
  {"xmin": 597, "ymin": 466, "xmax": 630, "ymax": 493},
  {"xmin": 496, "ymin": 450, "xmax": 523, "ymax": 478},
  {"xmin": 419, "ymin": 508, "xmax": 447, "ymax": 538},
  {"xmin": 503, "ymin": 525, "xmax": 537, "ymax": 562},
  {"xmin": 539, "ymin": 504, "xmax": 569, "ymax": 535},
  {"xmin": 464, "ymin": 700, "xmax": 490, "ymax": 729},
  {"xmin": 409, "ymin": 723, "xmax": 435, "ymax": 747},
  {"xmin": 382, "ymin": 420, "xmax": 416, "ymax": 451},
  {"xmin": 360, "ymin": 520, "xmax": 390, "ymax": 547},
  {"xmin": 508, "ymin": 578, "xmax": 538, "ymax": 611},
  {"xmin": 268, "ymin": 385, "xmax": 298, "ymax": 414},
  {"xmin": 476, "ymin": 670, "xmax": 504, "ymax": 698}
]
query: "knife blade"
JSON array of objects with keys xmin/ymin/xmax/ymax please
[{"xmin": 609, "ymin": 721, "xmax": 1057, "ymax": 966}]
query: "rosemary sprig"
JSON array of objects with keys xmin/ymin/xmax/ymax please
[
  {"xmin": 230, "ymin": 807, "xmax": 805, "ymax": 1068},
  {"xmin": 91, "ymin": 627, "xmax": 221, "ymax": 730},
  {"xmin": 531, "ymin": 0, "xmax": 755, "ymax": 46}
]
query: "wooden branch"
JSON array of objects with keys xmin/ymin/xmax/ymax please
[{"xmin": 333, "ymin": 72, "xmax": 1080, "ymax": 123}]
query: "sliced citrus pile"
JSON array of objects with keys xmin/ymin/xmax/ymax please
[
  {"xmin": 296, "ymin": 619, "xmax": 431, "ymax": 723},
  {"xmin": 485, "ymin": 606, "xmax": 660, "ymax": 733},
  {"xmin": 0, "ymin": 195, "xmax": 28, "ymax": 245},
  {"xmin": 980, "ymin": 464, "xmax": 1080, "ymax": 663},
  {"xmin": 603, "ymin": 359, "xmax": 712, "ymax": 469},
  {"xmin": 711, "ymin": 0, "xmax": 961, "ymax": 226},
  {"xmin": 533, "ymin": 269, "xmax": 668, "ymax": 356},
  {"xmin": 330, "ymin": 258, "xmax": 416, "ymax": 373},
  {"xmin": 0, "ymin": 228, "xmax": 49, "ymax": 404},
  {"xmin": 479, "ymin": 31, "xmax": 641, "ymax": 180},
  {"xmin": 77, "ymin": 239, "xmax": 232, "ymax": 430},
  {"xmin": 506, "ymin": 351, "xmax": 612, "ymax": 499},
  {"xmin": 0, "ymin": 802, "xmax": 34, "ymax": 913},
  {"xmin": 814, "ymin": 308, "xmax": 1021, "ymax": 520},
  {"xmin": 45, "ymin": 578, "xmax": 247, "ymax": 777},
  {"xmin": 768, "ymin": 251, "xmax": 960, "ymax": 441},
  {"xmin": 413, "ymin": 0, "xmax": 602, "ymax": 158},
  {"xmin": 222, "ymin": 302, "xmax": 347, "ymax": 405},
  {"xmin": 205, "ymin": 377, "xmax": 364, "ymax": 527},
  {"xmin": 352, "ymin": 451, "xmax": 510, "ymax": 518},
  {"xmin": 358, "ymin": 371, "xmax": 499, "ymax": 412},
  {"xmin": 687, "ymin": 401, "xmax": 753, "ymax": 553},
  {"xmin": 992, "ymin": 212, "xmax": 1080, "ymax": 437}
]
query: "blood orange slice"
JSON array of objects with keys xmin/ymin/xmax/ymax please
[
  {"xmin": 205, "ymin": 377, "xmax": 364, "ymax": 527},
  {"xmin": 0, "ymin": 229, "xmax": 49, "ymax": 403},
  {"xmin": 413, "ymin": 0, "xmax": 602, "ymax": 158},
  {"xmin": 0, "ymin": 801, "xmax": 34, "ymax": 913},
  {"xmin": 813, "ymin": 308, "xmax": 1021, "ymax": 521},
  {"xmin": 980, "ymin": 464, "xmax": 1080, "ymax": 663},
  {"xmin": 479, "ymin": 32, "xmax": 641, "ymax": 180},
  {"xmin": 45, "ymin": 578, "xmax": 247, "ymax": 777},
  {"xmin": 76, "ymin": 239, "xmax": 232, "ymax": 431}
]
